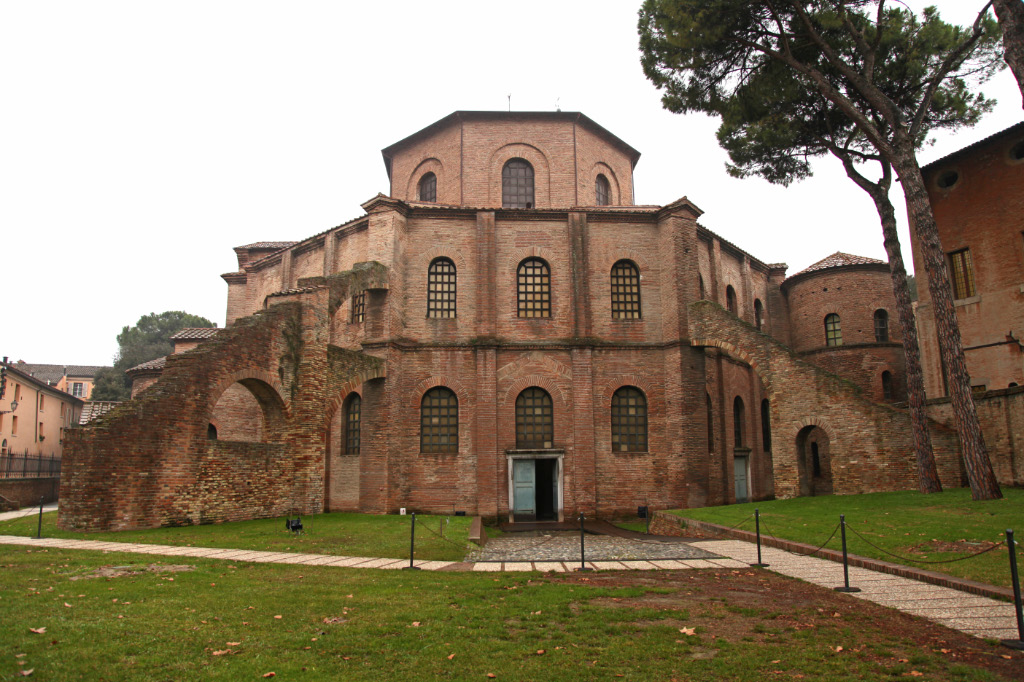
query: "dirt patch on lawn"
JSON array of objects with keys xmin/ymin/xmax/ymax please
[
  {"xmin": 546, "ymin": 569, "xmax": 1024, "ymax": 681},
  {"xmin": 70, "ymin": 564, "xmax": 196, "ymax": 580},
  {"xmin": 908, "ymin": 539, "xmax": 1003, "ymax": 554}
]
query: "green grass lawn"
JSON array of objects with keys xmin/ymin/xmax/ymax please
[
  {"xmin": 672, "ymin": 488, "xmax": 1024, "ymax": 588},
  {"xmin": 0, "ymin": 512, "xmax": 473, "ymax": 562},
  {"xmin": 0, "ymin": 547, "xmax": 1018, "ymax": 681}
]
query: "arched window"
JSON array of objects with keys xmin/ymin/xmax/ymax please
[
  {"xmin": 874, "ymin": 309, "xmax": 889, "ymax": 342},
  {"xmin": 517, "ymin": 258, "xmax": 551, "ymax": 318},
  {"xmin": 421, "ymin": 387, "xmax": 458, "ymax": 453},
  {"xmin": 610, "ymin": 260, "xmax": 641, "ymax": 319},
  {"xmin": 754, "ymin": 299, "xmax": 764, "ymax": 331},
  {"xmin": 611, "ymin": 386, "xmax": 647, "ymax": 452},
  {"xmin": 881, "ymin": 371, "xmax": 894, "ymax": 401},
  {"xmin": 502, "ymin": 158, "xmax": 535, "ymax": 209},
  {"xmin": 760, "ymin": 399, "xmax": 771, "ymax": 451},
  {"xmin": 207, "ymin": 423, "xmax": 218, "ymax": 440},
  {"xmin": 345, "ymin": 393, "xmax": 361, "ymax": 454},
  {"xmin": 595, "ymin": 174, "xmax": 611, "ymax": 206},
  {"xmin": 427, "ymin": 258, "xmax": 457, "ymax": 318},
  {"xmin": 706, "ymin": 393, "xmax": 714, "ymax": 452},
  {"xmin": 733, "ymin": 396, "xmax": 745, "ymax": 447},
  {"xmin": 515, "ymin": 387, "xmax": 553, "ymax": 449},
  {"xmin": 726, "ymin": 285, "xmax": 737, "ymax": 314},
  {"xmin": 418, "ymin": 172, "xmax": 437, "ymax": 202},
  {"xmin": 811, "ymin": 442, "xmax": 822, "ymax": 476},
  {"xmin": 698, "ymin": 275, "xmax": 706, "ymax": 300},
  {"xmin": 825, "ymin": 313, "xmax": 842, "ymax": 346}
]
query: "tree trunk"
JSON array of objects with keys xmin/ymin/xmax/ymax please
[
  {"xmin": 893, "ymin": 148, "xmax": 1002, "ymax": 501},
  {"xmin": 993, "ymin": 0, "xmax": 1024, "ymax": 108}
]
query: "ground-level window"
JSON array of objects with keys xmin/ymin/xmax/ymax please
[
  {"xmin": 421, "ymin": 387, "xmax": 458, "ymax": 453},
  {"xmin": 611, "ymin": 386, "xmax": 647, "ymax": 452},
  {"xmin": 515, "ymin": 387, "xmax": 553, "ymax": 449},
  {"xmin": 825, "ymin": 313, "xmax": 842, "ymax": 347}
]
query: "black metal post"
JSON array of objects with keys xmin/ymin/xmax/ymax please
[
  {"xmin": 834, "ymin": 514, "xmax": 860, "ymax": 593},
  {"xmin": 750, "ymin": 509, "xmax": 769, "ymax": 567},
  {"xmin": 575, "ymin": 512, "xmax": 592, "ymax": 572},
  {"xmin": 1002, "ymin": 529, "xmax": 1024, "ymax": 650},
  {"xmin": 36, "ymin": 496, "xmax": 44, "ymax": 539},
  {"xmin": 404, "ymin": 512, "xmax": 421, "ymax": 570}
]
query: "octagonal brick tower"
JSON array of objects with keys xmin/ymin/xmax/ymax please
[{"xmin": 381, "ymin": 111, "xmax": 640, "ymax": 208}]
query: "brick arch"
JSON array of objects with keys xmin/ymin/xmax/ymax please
[
  {"xmin": 794, "ymin": 416, "xmax": 838, "ymax": 442},
  {"xmin": 421, "ymin": 246, "xmax": 468, "ymax": 271},
  {"xmin": 606, "ymin": 252, "xmax": 651, "ymax": 276},
  {"xmin": 208, "ymin": 370, "xmax": 288, "ymax": 417},
  {"xmin": 500, "ymin": 375, "xmax": 567, "ymax": 410},
  {"xmin": 590, "ymin": 162, "xmax": 621, "ymax": 205},
  {"xmin": 600, "ymin": 375, "xmax": 657, "ymax": 405},
  {"xmin": 689, "ymin": 337, "xmax": 765, "ymax": 384},
  {"xmin": 405, "ymin": 157, "xmax": 444, "ymax": 202},
  {"xmin": 411, "ymin": 376, "xmax": 471, "ymax": 410},
  {"xmin": 324, "ymin": 383, "xmax": 362, "ymax": 430},
  {"xmin": 506, "ymin": 246, "xmax": 557, "ymax": 274},
  {"xmin": 489, "ymin": 143, "xmax": 551, "ymax": 208}
]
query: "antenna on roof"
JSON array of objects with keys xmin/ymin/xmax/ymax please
[
  {"xmin": 556, "ymin": 97, "xmax": 561, "ymax": 112},
  {"xmin": 507, "ymin": 94, "xmax": 511, "ymax": 112}
]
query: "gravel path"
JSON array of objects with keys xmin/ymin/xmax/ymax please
[{"xmin": 466, "ymin": 531, "xmax": 721, "ymax": 562}]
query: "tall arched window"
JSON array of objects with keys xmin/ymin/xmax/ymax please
[
  {"xmin": 726, "ymin": 285, "xmax": 737, "ymax": 314},
  {"xmin": 516, "ymin": 387, "xmax": 554, "ymax": 449},
  {"xmin": 611, "ymin": 386, "xmax": 647, "ymax": 452},
  {"xmin": 421, "ymin": 387, "xmax": 458, "ymax": 453},
  {"xmin": 610, "ymin": 260, "xmax": 641, "ymax": 319},
  {"xmin": 754, "ymin": 299, "xmax": 764, "ymax": 331},
  {"xmin": 825, "ymin": 313, "xmax": 843, "ymax": 346},
  {"xmin": 427, "ymin": 258, "xmax": 457, "ymax": 318},
  {"xmin": 517, "ymin": 258, "xmax": 551, "ymax": 318},
  {"xmin": 345, "ymin": 393, "xmax": 361, "ymax": 455},
  {"xmin": 595, "ymin": 174, "xmax": 611, "ymax": 206},
  {"xmin": 698, "ymin": 275, "xmax": 706, "ymax": 300},
  {"xmin": 733, "ymin": 396, "xmax": 745, "ymax": 447},
  {"xmin": 418, "ymin": 172, "xmax": 437, "ymax": 202},
  {"xmin": 882, "ymin": 371, "xmax": 894, "ymax": 401},
  {"xmin": 502, "ymin": 159, "xmax": 535, "ymax": 208},
  {"xmin": 874, "ymin": 309, "xmax": 889, "ymax": 342},
  {"xmin": 760, "ymin": 398, "xmax": 771, "ymax": 451}
]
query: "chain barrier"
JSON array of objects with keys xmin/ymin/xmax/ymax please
[
  {"xmin": 846, "ymin": 526, "xmax": 1003, "ymax": 565},
  {"xmin": 759, "ymin": 517, "xmax": 841, "ymax": 559},
  {"xmin": 416, "ymin": 518, "xmax": 476, "ymax": 550}
]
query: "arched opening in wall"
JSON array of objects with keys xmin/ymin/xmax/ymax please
[
  {"xmin": 795, "ymin": 426, "xmax": 833, "ymax": 496},
  {"xmin": 732, "ymin": 396, "xmax": 750, "ymax": 503},
  {"xmin": 595, "ymin": 174, "xmax": 611, "ymax": 206},
  {"xmin": 874, "ymin": 309, "xmax": 889, "ymax": 342},
  {"xmin": 726, "ymin": 285, "xmax": 737, "ymax": 315},
  {"xmin": 207, "ymin": 423, "xmax": 218, "ymax": 440},
  {"xmin": 760, "ymin": 399, "xmax": 771, "ymax": 451},
  {"xmin": 502, "ymin": 159, "xmax": 535, "ymax": 208},
  {"xmin": 881, "ymin": 371, "xmax": 894, "ymax": 401},
  {"xmin": 326, "ymin": 391, "xmax": 363, "ymax": 512},
  {"xmin": 698, "ymin": 275, "xmax": 706, "ymax": 300},
  {"xmin": 210, "ymin": 378, "xmax": 285, "ymax": 443},
  {"xmin": 705, "ymin": 392, "xmax": 714, "ymax": 453},
  {"xmin": 754, "ymin": 299, "xmax": 764, "ymax": 331},
  {"xmin": 824, "ymin": 313, "xmax": 843, "ymax": 347},
  {"xmin": 418, "ymin": 172, "xmax": 437, "ymax": 202}
]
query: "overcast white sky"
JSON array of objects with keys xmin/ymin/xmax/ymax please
[{"xmin": 2, "ymin": 1, "xmax": 1020, "ymax": 367}]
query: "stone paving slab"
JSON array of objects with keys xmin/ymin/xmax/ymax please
[
  {"xmin": 533, "ymin": 561, "xmax": 568, "ymax": 572},
  {"xmin": 472, "ymin": 562, "xmax": 504, "ymax": 572}
]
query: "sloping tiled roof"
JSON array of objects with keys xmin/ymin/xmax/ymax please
[
  {"xmin": 239, "ymin": 241, "xmax": 298, "ymax": 250},
  {"xmin": 126, "ymin": 356, "xmax": 167, "ymax": 373},
  {"xmin": 921, "ymin": 121, "xmax": 1024, "ymax": 172},
  {"xmin": 80, "ymin": 401, "xmax": 121, "ymax": 425},
  {"xmin": 169, "ymin": 328, "xmax": 220, "ymax": 340},
  {"xmin": 792, "ymin": 252, "xmax": 885, "ymax": 277},
  {"xmin": 12, "ymin": 363, "xmax": 109, "ymax": 383}
]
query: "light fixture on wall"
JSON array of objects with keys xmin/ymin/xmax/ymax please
[{"xmin": 0, "ymin": 399, "xmax": 17, "ymax": 416}]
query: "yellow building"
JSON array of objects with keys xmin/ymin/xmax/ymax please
[{"xmin": 1, "ymin": 359, "xmax": 84, "ymax": 458}]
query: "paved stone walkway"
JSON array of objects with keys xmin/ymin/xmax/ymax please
[{"xmin": 1, "ymin": 520, "xmax": 1020, "ymax": 643}]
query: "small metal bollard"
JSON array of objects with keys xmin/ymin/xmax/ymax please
[
  {"xmin": 833, "ymin": 514, "xmax": 860, "ymax": 593},
  {"xmin": 36, "ymin": 496, "xmax": 44, "ymax": 539},
  {"xmin": 638, "ymin": 505, "xmax": 650, "ymax": 535},
  {"xmin": 750, "ymin": 509, "xmax": 769, "ymax": 568},
  {"xmin": 1002, "ymin": 529, "xmax": 1024, "ymax": 650},
  {"xmin": 404, "ymin": 512, "xmax": 421, "ymax": 570},
  {"xmin": 575, "ymin": 512, "xmax": 592, "ymax": 572}
]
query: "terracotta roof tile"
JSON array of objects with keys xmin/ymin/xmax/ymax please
[
  {"xmin": 792, "ymin": 252, "xmax": 885, "ymax": 277},
  {"xmin": 239, "ymin": 241, "xmax": 298, "ymax": 250},
  {"xmin": 80, "ymin": 401, "xmax": 121, "ymax": 424},
  {"xmin": 126, "ymin": 356, "xmax": 167, "ymax": 373},
  {"xmin": 169, "ymin": 328, "xmax": 220, "ymax": 340}
]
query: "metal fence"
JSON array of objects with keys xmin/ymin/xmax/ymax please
[{"xmin": 0, "ymin": 451, "xmax": 62, "ymax": 479}]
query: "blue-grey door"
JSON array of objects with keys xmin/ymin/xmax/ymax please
[
  {"xmin": 512, "ymin": 460, "xmax": 536, "ymax": 517},
  {"xmin": 734, "ymin": 455, "xmax": 749, "ymax": 503}
]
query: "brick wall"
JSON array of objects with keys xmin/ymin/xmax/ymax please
[{"xmin": 0, "ymin": 477, "xmax": 60, "ymax": 509}]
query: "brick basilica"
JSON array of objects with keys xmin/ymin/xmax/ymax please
[{"xmin": 60, "ymin": 111, "xmax": 967, "ymax": 531}]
